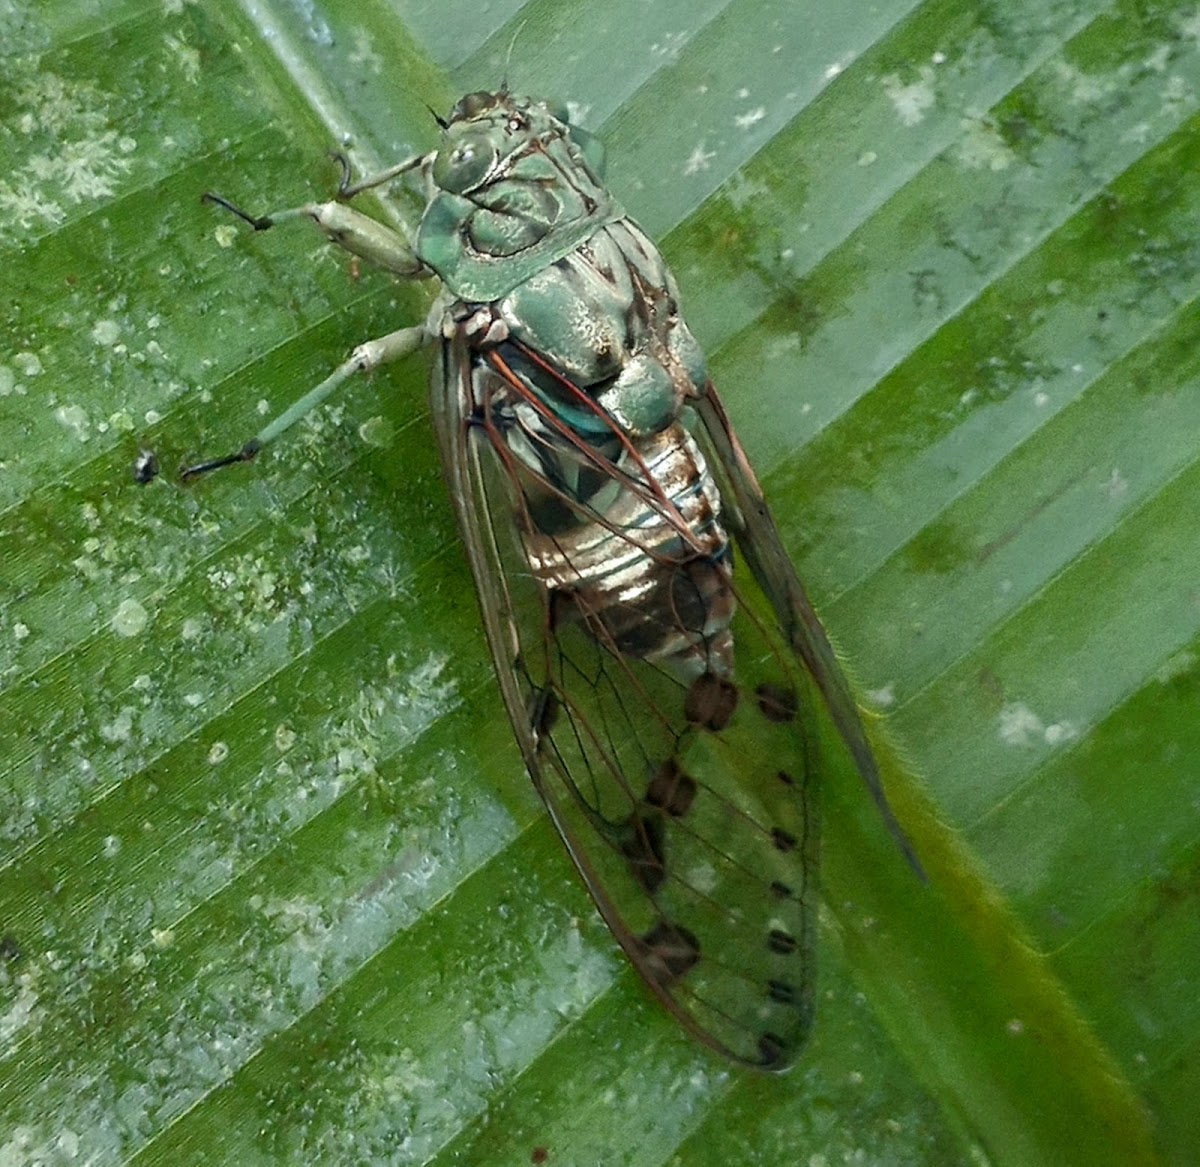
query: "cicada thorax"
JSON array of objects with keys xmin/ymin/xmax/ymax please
[{"xmin": 450, "ymin": 220, "xmax": 822, "ymax": 1067}]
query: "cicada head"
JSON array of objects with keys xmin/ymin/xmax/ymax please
[{"xmin": 417, "ymin": 91, "xmax": 622, "ymax": 301}]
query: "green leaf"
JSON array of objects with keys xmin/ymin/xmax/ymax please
[{"xmin": 1, "ymin": 1, "xmax": 1194, "ymax": 1163}]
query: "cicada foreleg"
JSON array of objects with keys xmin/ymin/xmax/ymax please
[{"xmin": 180, "ymin": 180, "xmax": 435, "ymax": 481}]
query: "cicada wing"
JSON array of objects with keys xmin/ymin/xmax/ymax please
[
  {"xmin": 691, "ymin": 385, "xmax": 923, "ymax": 878},
  {"xmin": 430, "ymin": 334, "xmax": 823, "ymax": 1069}
]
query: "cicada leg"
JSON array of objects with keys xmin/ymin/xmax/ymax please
[
  {"xmin": 180, "ymin": 324, "xmax": 429, "ymax": 478},
  {"xmin": 179, "ymin": 184, "xmax": 435, "ymax": 480}
]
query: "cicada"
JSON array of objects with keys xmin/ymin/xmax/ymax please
[{"xmin": 184, "ymin": 90, "xmax": 921, "ymax": 1070}]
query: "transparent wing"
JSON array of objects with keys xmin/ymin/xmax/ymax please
[
  {"xmin": 429, "ymin": 333, "xmax": 892, "ymax": 1070},
  {"xmin": 691, "ymin": 387, "xmax": 923, "ymax": 879}
]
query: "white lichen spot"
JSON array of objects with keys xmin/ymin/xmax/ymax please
[
  {"xmin": 649, "ymin": 31, "xmax": 688, "ymax": 62},
  {"xmin": 1145, "ymin": 44, "xmax": 1172, "ymax": 73},
  {"xmin": 0, "ymin": 366, "xmax": 15, "ymax": 396},
  {"xmin": 1159, "ymin": 74, "xmax": 1194, "ymax": 119},
  {"xmin": 857, "ymin": 151, "xmax": 877, "ymax": 167},
  {"xmin": 824, "ymin": 53, "xmax": 855, "ymax": 81},
  {"xmin": 998, "ymin": 702, "xmax": 1044, "ymax": 747},
  {"xmin": 882, "ymin": 67, "xmax": 937, "ymax": 127},
  {"xmin": 1107, "ymin": 467, "xmax": 1129, "ymax": 498},
  {"xmin": 111, "ymin": 597, "xmax": 149, "ymax": 637},
  {"xmin": 13, "ymin": 622, "xmax": 30, "ymax": 641},
  {"xmin": 151, "ymin": 927, "xmax": 175, "ymax": 949},
  {"xmin": 91, "ymin": 318, "xmax": 121, "ymax": 345},
  {"xmin": 1054, "ymin": 60, "xmax": 1114, "ymax": 106},
  {"xmin": 734, "ymin": 107, "xmax": 766, "ymax": 130},
  {"xmin": 214, "ymin": 223, "xmax": 238, "ymax": 248},
  {"xmin": 55, "ymin": 403, "xmax": 91, "ymax": 441},
  {"xmin": 847, "ymin": 1069, "xmax": 864, "ymax": 1086},
  {"xmin": 683, "ymin": 143, "xmax": 717, "ymax": 176},
  {"xmin": 103, "ymin": 835, "xmax": 121, "ymax": 858},
  {"xmin": 1033, "ymin": 390, "xmax": 1050, "ymax": 407},
  {"xmin": 1043, "ymin": 721, "xmax": 1078, "ymax": 747},
  {"xmin": 183, "ymin": 692, "xmax": 204, "ymax": 708},
  {"xmin": 358, "ymin": 415, "xmax": 393, "ymax": 448},
  {"xmin": 0, "ymin": 972, "xmax": 44, "ymax": 1042},
  {"xmin": 14, "ymin": 352, "xmax": 43, "ymax": 377},
  {"xmin": 1178, "ymin": 7, "xmax": 1200, "ymax": 42},
  {"xmin": 208, "ymin": 740, "xmax": 230, "ymax": 765},
  {"xmin": 275, "ymin": 723, "xmax": 297, "ymax": 752},
  {"xmin": 348, "ymin": 29, "xmax": 383, "ymax": 74},
  {"xmin": 865, "ymin": 683, "xmax": 896, "ymax": 709},
  {"xmin": 932, "ymin": 50, "xmax": 947, "ymax": 65},
  {"xmin": 1007, "ymin": 1017, "xmax": 1025, "ymax": 1036},
  {"xmin": 956, "ymin": 118, "xmax": 1014, "ymax": 172},
  {"xmin": 163, "ymin": 34, "xmax": 202, "ymax": 84},
  {"xmin": 107, "ymin": 409, "xmax": 135, "ymax": 433},
  {"xmin": 0, "ymin": 182, "xmax": 65, "ymax": 230},
  {"xmin": 999, "ymin": 703, "xmax": 1078, "ymax": 749},
  {"xmin": 100, "ymin": 706, "xmax": 135, "ymax": 744},
  {"xmin": 1121, "ymin": 121, "xmax": 1152, "ymax": 146},
  {"xmin": 180, "ymin": 616, "xmax": 204, "ymax": 640}
]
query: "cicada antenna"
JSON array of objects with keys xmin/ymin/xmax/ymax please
[{"xmin": 500, "ymin": 19, "xmax": 528, "ymax": 93}]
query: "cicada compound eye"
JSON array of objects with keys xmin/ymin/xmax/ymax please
[{"xmin": 433, "ymin": 130, "xmax": 500, "ymax": 194}]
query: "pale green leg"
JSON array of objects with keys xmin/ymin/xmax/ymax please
[
  {"xmin": 182, "ymin": 324, "xmax": 430, "ymax": 478},
  {"xmin": 183, "ymin": 184, "xmax": 435, "ymax": 478}
]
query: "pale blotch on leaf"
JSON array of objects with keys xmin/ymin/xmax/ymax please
[
  {"xmin": 90, "ymin": 319, "xmax": 121, "ymax": 346},
  {"xmin": 358, "ymin": 415, "xmax": 393, "ymax": 448},
  {"xmin": 111, "ymin": 597, "xmax": 149, "ymax": 637}
]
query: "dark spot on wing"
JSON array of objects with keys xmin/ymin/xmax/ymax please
[
  {"xmin": 644, "ymin": 758, "xmax": 697, "ymax": 818},
  {"xmin": 618, "ymin": 812, "xmax": 666, "ymax": 894},
  {"xmin": 769, "ymin": 880, "xmax": 793, "ymax": 899},
  {"xmin": 768, "ymin": 928, "xmax": 798, "ymax": 955},
  {"xmin": 776, "ymin": 769, "xmax": 796, "ymax": 788},
  {"xmin": 767, "ymin": 979, "xmax": 798, "ymax": 1005},
  {"xmin": 771, "ymin": 827, "xmax": 798, "ymax": 853},
  {"xmin": 757, "ymin": 1032, "xmax": 788, "ymax": 1068},
  {"xmin": 637, "ymin": 920, "xmax": 701, "ymax": 987},
  {"xmin": 684, "ymin": 671, "xmax": 738, "ymax": 731},
  {"xmin": 756, "ymin": 683, "xmax": 797, "ymax": 723}
]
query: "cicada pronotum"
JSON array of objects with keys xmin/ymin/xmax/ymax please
[{"xmin": 180, "ymin": 89, "xmax": 921, "ymax": 1070}]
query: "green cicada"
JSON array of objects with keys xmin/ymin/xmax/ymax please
[{"xmin": 185, "ymin": 89, "xmax": 921, "ymax": 1070}]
